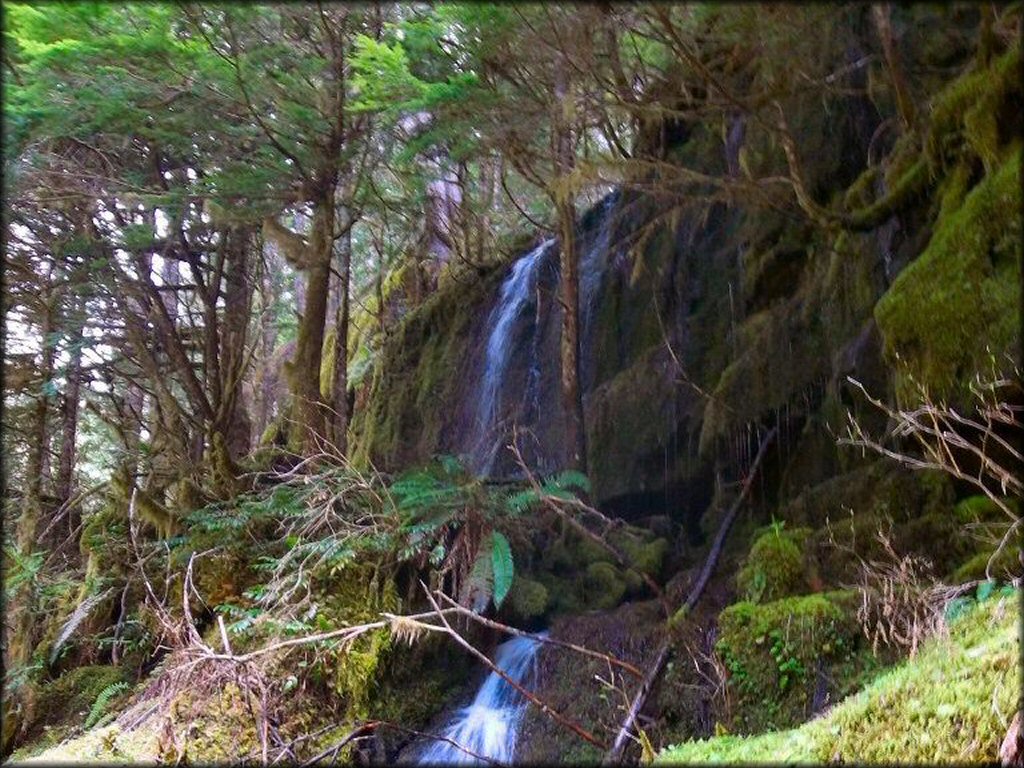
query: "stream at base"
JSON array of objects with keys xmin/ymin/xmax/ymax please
[{"xmin": 417, "ymin": 633, "xmax": 545, "ymax": 764}]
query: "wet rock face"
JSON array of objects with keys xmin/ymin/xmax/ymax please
[
  {"xmin": 352, "ymin": 55, "xmax": 1024, "ymax": 539},
  {"xmin": 352, "ymin": 170, "xmax": 893, "ymax": 534}
]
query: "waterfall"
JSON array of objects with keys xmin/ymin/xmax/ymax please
[
  {"xmin": 417, "ymin": 633, "xmax": 545, "ymax": 765},
  {"xmin": 471, "ymin": 240, "xmax": 553, "ymax": 475},
  {"xmin": 580, "ymin": 191, "xmax": 619, "ymax": 331}
]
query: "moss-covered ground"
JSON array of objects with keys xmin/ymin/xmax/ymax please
[{"xmin": 658, "ymin": 588, "xmax": 1020, "ymax": 763}]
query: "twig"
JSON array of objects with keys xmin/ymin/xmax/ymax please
[
  {"xmin": 434, "ymin": 591, "xmax": 644, "ymax": 679},
  {"xmin": 421, "ymin": 583, "xmax": 608, "ymax": 750},
  {"xmin": 603, "ymin": 425, "xmax": 778, "ymax": 763}
]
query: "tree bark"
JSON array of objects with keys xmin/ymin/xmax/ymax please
[
  {"xmin": 55, "ymin": 297, "xmax": 85, "ymax": 549},
  {"xmin": 330, "ymin": 206, "xmax": 353, "ymax": 455},
  {"xmin": 288, "ymin": 192, "xmax": 334, "ymax": 454},
  {"xmin": 220, "ymin": 226, "xmax": 253, "ymax": 460},
  {"xmin": 872, "ymin": 3, "xmax": 916, "ymax": 130},
  {"xmin": 554, "ymin": 65, "xmax": 587, "ymax": 472}
]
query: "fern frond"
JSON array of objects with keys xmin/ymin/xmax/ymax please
[
  {"xmin": 462, "ymin": 546, "xmax": 494, "ymax": 613},
  {"xmin": 490, "ymin": 531, "xmax": 514, "ymax": 609},
  {"xmin": 85, "ymin": 681, "xmax": 130, "ymax": 729}
]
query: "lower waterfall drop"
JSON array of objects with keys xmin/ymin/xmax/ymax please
[{"xmin": 417, "ymin": 633, "xmax": 545, "ymax": 765}]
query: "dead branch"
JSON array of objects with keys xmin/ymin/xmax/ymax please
[
  {"xmin": 603, "ymin": 425, "xmax": 778, "ymax": 763},
  {"xmin": 421, "ymin": 583, "xmax": 609, "ymax": 750},
  {"xmin": 841, "ymin": 374, "xmax": 1023, "ymax": 581}
]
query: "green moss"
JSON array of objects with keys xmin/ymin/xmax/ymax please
[
  {"xmin": 659, "ymin": 591, "xmax": 1020, "ymax": 763},
  {"xmin": 845, "ymin": 158, "xmax": 929, "ymax": 231},
  {"xmin": 715, "ymin": 591, "xmax": 869, "ymax": 734},
  {"xmin": 952, "ymin": 546, "xmax": 1022, "ymax": 583},
  {"xmin": 736, "ymin": 526, "xmax": 812, "ymax": 603},
  {"xmin": 926, "ymin": 47, "xmax": 1021, "ymax": 173},
  {"xmin": 311, "ymin": 568, "xmax": 399, "ymax": 721},
  {"xmin": 507, "ymin": 576, "xmax": 550, "ymax": 622},
  {"xmin": 349, "ymin": 261, "xmax": 505, "ymax": 470},
  {"xmin": 954, "ymin": 494, "xmax": 1018, "ymax": 524},
  {"xmin": 32, "ymin": 665, "xmax": 129, "ymax": 737},
  {"xmin": 620, "ymin": 536, "xmax": 669, "ymax": 580},
  {"xmin": 875, "ymin": 144, "xmax": 1021, "ymax": 403},
  {"xmin": 582, "ymin": 562, "xmax": 628, "ymax": 611},
  {"xmin": 167, "ymin": 681, "xmax": 261, "ymax": 762}
]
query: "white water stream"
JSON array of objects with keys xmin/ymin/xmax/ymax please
[
  {"xmin": 470, "ymin": 239, "xmax": 553, "ymax": 475},
  {"xmin": 417, "ymin": 634, "xmax": 545, "ymax": 764}
]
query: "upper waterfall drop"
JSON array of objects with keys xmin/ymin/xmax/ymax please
[
  {"xmin": 416, "ymin": 633, "xmax": 545, "ymax": 765},
  {"xmin": 470, "ymin": 239, "xmax": 553, "ymax": 476}
]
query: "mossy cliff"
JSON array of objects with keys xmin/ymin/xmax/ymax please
[
  {"xmin": 350, "ymin": 34, "xmax": 1020, "ymax": 539},
  {"xmin": 342, "ymin": 35, "xmax": 1018, "ymax": 764}
]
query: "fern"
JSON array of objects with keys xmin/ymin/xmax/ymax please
[
  {"xmin": 507, "ymin": 468, "xmax": 591, "ymax": 514},
  {"xmin": 490, "ymin": 531, "xmax": 514, "ymax": 609},
  {"xmin": 85, "ymin": 681, "xmax": 130, "ymax": 729},
  {"xmin": 463, "ymin": 547, "xmax": 494, "ymax": 613}
]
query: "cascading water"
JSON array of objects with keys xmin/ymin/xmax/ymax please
[
  {"xmin": 470, "ymin": 239, "xmax": 553, "ymax": 475},
  {"xmin": 417, "ymin": 633, "xmax": 545, "ymax": 765},
  {"xmin": 580, "ymin": 191, "xmax": 619, "ymax": 331}
]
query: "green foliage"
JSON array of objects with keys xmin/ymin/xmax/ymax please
[
  {"xmin": 2, "ymin": 543, "xmax": 44, "ymax": 598},
  {"xmin": 659, "ymin": 591, "xmax": 1020, "ymax": 764},
  {"xmin": 84, "ymin": 681, "xmax": 131, "ymax": 729},
  {"xmin": 736, "ymin": 524, "xmax": 812, "ymax": 603},
  {"xmin": 507, "ymin": 469, "xmax": 591, "ymax": 514},
  {"xmin": 490, "ymin": 531, "xmax": 514, "ymax": 609},
  {"xmin": 715, "ymin": 591, "xmax": 868, "ymax": 734}
]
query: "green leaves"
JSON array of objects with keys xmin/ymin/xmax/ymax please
[
  {"xmin": 507, "ymin": 468, "xmax": 591, "ymax": 514},
  {"xmin": 491, "ymin": 531, "xmax": 514, "ymax": 609}
]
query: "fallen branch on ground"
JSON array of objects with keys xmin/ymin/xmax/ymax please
[{"xmin": 603, "ymin": 425, "xmax": 778, "ymax": 764}]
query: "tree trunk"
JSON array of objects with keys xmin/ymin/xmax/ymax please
[
  {"xmin": 872, "ymin": 3, "xmax": 916, "ymax": 130},
  {"xmin": 221, "ymin": 226, "xmax": 253, "ymax": 461},
  {"xmin": 255, "ymin": 246, "xmax": 282, "ymax": 439},
  {"xmin": 554, "ymin": 65, "xmax": 586, "ymax": 472},
  {"xmin": 55, "ymin": 301, "xmax": 85, "ymax": 551},
  {"xmin": 288, "ymin": 191, "xmax": 334, "ymax": 454},
  {"xmin": 2, "ymin": 279, "xmax": 57, "ymax": 754},
  {"xmin": 330, "ymin": 206, "xmax": 353, "ymax": 455}
]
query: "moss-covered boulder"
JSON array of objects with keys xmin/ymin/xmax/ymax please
[
  {"xmin": 736, "ymin": 525, "xmax": 813, "ymax": 603},
  {"xmin": 716, "ymin": 591, "xmax": 877, "ymax": 734},
  {"xmin": 582, "ymin": 562, "xmax": 628, "ymax": 610},
  {"xmin": 507, "ymin": 575, "xmax": 550, "ymax": 622}
]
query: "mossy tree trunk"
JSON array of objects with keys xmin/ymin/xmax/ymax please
[
  {"xmin": 289, "ymin": 190, "xmax": 335, "ymax": 455},
  {"xmin": 554, "ymin": 64, "xmax": 587, "ymax": 472},
  {"xmin": 218, "ymin": 225, "xmax": 254, "ymax": 462},
  {"xmin": 330, "ymin": 204, "xmax": 353, "ymax": 455},
  {"xmin": 3, "ymin": 274, "xmax": 57, "ymax": 754}
]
